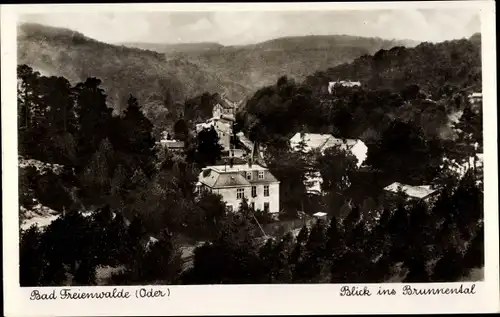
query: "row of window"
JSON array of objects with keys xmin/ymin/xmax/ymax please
[
  {"xmin": 237, "ymin": 185, "xmax": 269, "ymax": 199},
  {"xmin": 246, "ymin": 171, "xmax": 265, "ymax": 180},
  {"xmin": 227, "ymin": 202, "xmax": 269, "ymax": 212}
]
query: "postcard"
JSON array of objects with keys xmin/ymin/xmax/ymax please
[{"xmin": 2, "ymin": 1, "xmax": 499, "ymax": 315}]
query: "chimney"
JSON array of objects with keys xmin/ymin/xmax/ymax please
[
  {"xmin": 248, "ymin": 157, "xmax": 253, "ymax": 168},
  {"xmin": 229, "ymin": 158, "xmax": 234, "ymax": 168}
]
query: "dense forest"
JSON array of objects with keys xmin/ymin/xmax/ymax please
[{"xmin": 19, "ymin": 32, "xmax": 484, "ymax": 286}]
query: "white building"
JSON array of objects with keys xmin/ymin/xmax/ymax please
[
  {"xmin": 468, "ymin": 92, "xmax": 482, "ymax": 104},
  {"xmin": 289, "ymin": 133, "xmax": 368, "ymax": 167},
  {"xmin": 328, "ymin": 80, "xmax": 361, "ymax": 94},
  {"xmin": 196, "ymin": 162, "xmax": 280, "ymax": 215},
  {"xmin": 383, "ymin": 182, "xmax": 439, "ymax": 202},
  {"xmin": 290, "ymin": 133, "xmax": 368, "ymax": 195},
  {"xmin": 212, "ymin": 94, "xmax": 236, "ymax": 119}
]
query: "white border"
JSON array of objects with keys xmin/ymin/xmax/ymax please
[{"xmin": 2, "ymin": 2, "xmax": 498, "ymax": 316}]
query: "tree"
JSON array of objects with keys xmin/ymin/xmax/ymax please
[
  {"xmin": 266, "ymin": 149, "xmax": 308, "ymax": 217},
  {"xmin": 325, "ymin": 216, "xmax": 343, "ymax": 261},
  {"xmin": 17, "ymin": 65, "xmax": 42, "ymax": 132},
  {"xmin": 463, "ymin": 225, "xmax": 484, "ymax": 270},
  {"xmin": 194, "ymin": 127, "xmax": 223, "ymax": 167},
  {"xmin": 295, "ymin": 219, "xmax": 328, "ymax": 282},
  {"xmin": 114, "ymin": 94, "xmax": 156, "ymax": 175},
  {"xmin": 266, "ymin": 237, "xmax": 293, "ymax": 283},
  {"xmin": 73, "ymin": 77, "xmax": 113, "ymax": 165},
  {"xmin": 140, "ymin": 229, "xmax": 183, "ymax": 284},
  {"xmin": 385, "ymin": 205, "xmax": 410, "ymax": 262},
  {"xmin": 367, "ymin": 120, "xmax": 440, "ymax": 184},
  {"xmin": 316, "ymin": 145, "xmax": 358, "ymax": 195},
  {"xmin": 19, "ymin": 226, "xmax": 44, "ymax": 286},
  {"xmin": 188, "ymin": 191, "xmax": 227, "ymax": 240},
  {"xmin": 79, "ymin": 138, "xmax": 115, "ymax": 205},
  {"xmin": 451, "ymin": 171, "xmax": 483, "ymax": 239},
  {"xmin": 289, "ymin": 226, "xmax": 309, "ymax": 269},
  {"xmin": 403, "ymin": 254, "xmax": 430, "ymax": 283},
  {"xmin": 173, "ymin": 119, "xmax": 189, "ymax": 141},
  {"xmin": 431, "ymin": 247, "xmax": 466, "ymax": 282}
]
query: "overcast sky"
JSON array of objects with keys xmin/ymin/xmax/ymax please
[{"xmin": 19, "ymin": 9, "xmax": 480, "ymax": 45}]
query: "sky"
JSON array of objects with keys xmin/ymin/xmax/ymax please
[{"xmin": 19, "ymin": 9, "xmax": 481, "ymax": 46}]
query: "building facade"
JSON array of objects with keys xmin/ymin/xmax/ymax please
[
  {"xmin": 196, "ymin": 162, "xmax": 280, "ymax": 215},
  {"xmin": 212, "ymin": 95, "xmax": 236, "ymax": 119},
  {"xmin": 195, "ymin": 117, "xmax": 233, "ymax": 151}
]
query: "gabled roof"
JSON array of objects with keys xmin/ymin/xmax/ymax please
[
  {"xmin": 290, "ymin": 133, "xmax": 367, "ymax": 166},
  {"xmin": 289, "ymin": 133, "xmax": 332, "ymax": 152},
  {"xmin": 383, "ymin": 182, "xmax": 438, "ymax": 199},
  {"xmin": 322, "ymin": 137, "xmax": 359, "ymax": 150},
  {"xmin": 213, "ymin": 173, "xmax": 252, "ymax": 187},
  {"xmin": 199, "ymin": 163, "xmax": 279, "ymax": 188}
]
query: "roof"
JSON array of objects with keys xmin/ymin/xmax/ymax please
[
  {"xmin": 198, "ymin": 163, "xmax": 279, "ymax": 188},
  {"xmin": 383, "ymin": 182, "xmax": 439, "ymax": 199},
  {"xmin": 158, "ymin": 140, "xmax": 184, "ymax": 148},
  {"xmin": 313, "ymin": 212, "xmax": 328, "ymax": 217},
  {"xmin": 290, "ymin": 133, "xmax": 367, "ymax": 166},
  {"xmin": 290, "ymin": 133, "xmax": 332, "ymax": 152},
  {"xmin": 220, "ymin": 114, "xmax": 235, "ymax": 121},
  {"xmin": 215, "ymin": 96, "xmax": 236, "ymax": 110},
  {"xmin": 322, "ymin": 137, "xmax": 359, "ymax": 150},
  {"xmin": 469, "ymin": 92, "xmax": 482, "ymax": 98},
  {"xmin": 206, "ymin": 163, "xmax": 269, "ymax": 173},
  {"xmin": 328, "ymin": 81, "xmax": 361, "ymax": 93}
]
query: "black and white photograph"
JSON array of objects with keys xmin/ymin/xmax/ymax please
[{"xmin": 2, "ymin": 1, "xmax": 499, "ymax": 315}]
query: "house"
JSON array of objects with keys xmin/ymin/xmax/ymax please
[
  {"xmin": 196, "ymin": 161, "xmax": 280, "ymax": 216},
  {"xmin": 468, "ymin": 92, "xmax": 482, "ymax": 104},
  {"xmin": 383, "ymin": 182, "xmax": 440, "ymax": 203},
  {"xmin": 328, "ymin": 80, "xmax": 361, "ymax": 94},
  {"xmin": 157, "ymin": 139, "xmax": 185, "ymax": 151},
  {"xmin": 313, "ymin": 212, "xmax": 328, "ymax": 223},
  {"xmin": 212, "ymin": 94, "xmax": 236, "ymax": 119},
  {"xmin": 289, "ymin": 133, "xmax": 368, "ymax": 167},
  {"xmin": 195, "ymin": 117, "xmax": 233, "ymax": 151},
  {"xmin": 290, "ymin": 133, "xmax": 368, "ymax": 195}
]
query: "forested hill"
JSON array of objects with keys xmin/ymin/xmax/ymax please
[
  {"xmin": 17, "ymin": 23, "xmax": 250, "ymax": 113},
  {"xmin": 305, "ymin": 33, "xmax": 482, "ymax": 99},
  {"xmin": 126, "ymin": 35, "xmax": 418, "ymax": 95},
  {"xmin": 236, "ymin": 34, "xmax": 482, "ymax": 185}
]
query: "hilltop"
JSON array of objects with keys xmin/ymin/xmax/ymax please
[
  {"xmin": 123, "ymin": 34, "xmax": 418, "ymax": 94},
  {"xmin": 121, "ymin": 42, "xmax": 224, "ymax": 54},
  {"xmin": 17, "ymin": 23, "xmax": 250, "ymax": 113},
  {"xmin": 307, "ymin": 33, "xmax": 482, "ymax": 98}
]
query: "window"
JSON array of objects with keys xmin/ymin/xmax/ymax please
[
  {"xmin": 251, "ymin": 202, "xmax": 255, "ymax": 210},
  {"xmin": 264, "ymin": 202, "xmax": 270, "ymax": 213},
  {"xmin": 264, "ymin": 185, "xmax": 270, "ymax": 197},
  {"xmin": 258, "ymin": 171, "xmax": 264, "ymax": 180},
  {"xmin": 246, "ymin": 171, "xmax": 252, "ymax": 180},
  {"xmin": 251, "ymin": 186, "xmax": 257, "ymax": 197},
  {"xmin": 237, "ymin": 188, "xmax": 245, "ymax": 199}
]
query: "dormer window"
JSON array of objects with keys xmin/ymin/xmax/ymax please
[
  {"xmin": 246, "ymin": 171, "xmax": 252, "ymax": 180},
  {"xmin": 258, "ymin": 171, "xmax": 264, "ymax": 180}
]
